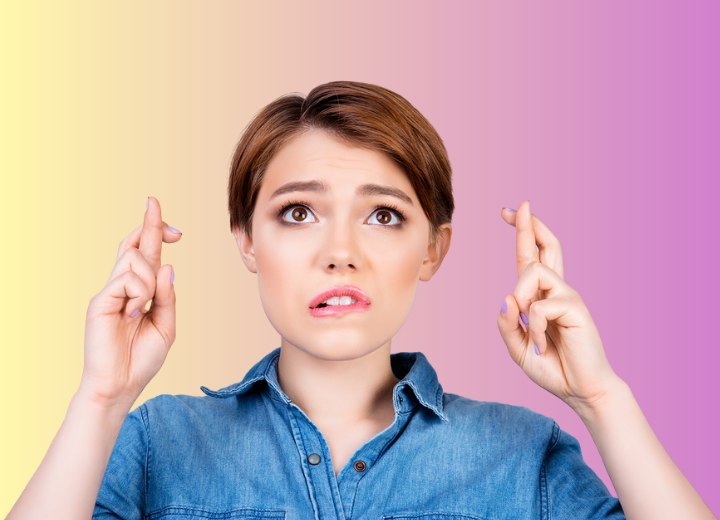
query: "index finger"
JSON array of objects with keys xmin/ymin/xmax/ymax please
[
  {"xmin": 139, "ymin": 196, "xmax": 164, "ymax": 273},
  {"xmin": 515, "ymin": 200, "xmax": 539, "ymax": 278}
]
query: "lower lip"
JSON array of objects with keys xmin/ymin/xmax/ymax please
[{"xmin": 309, "ymin": 302, "xmax": 370, "ymax": 317}]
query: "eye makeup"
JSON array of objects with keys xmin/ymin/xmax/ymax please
[{"xmin": 275, "ymin": 199, "xmax": 407, "ymax": 227}]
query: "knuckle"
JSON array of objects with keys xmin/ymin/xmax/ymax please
[{"xmin": 118, "ymin": 246, "xmax": 137, "ymax": 263}]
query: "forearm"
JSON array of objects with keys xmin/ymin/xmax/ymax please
[
  {"xmin": 572, "ymin": 378, "xmax": 716, "ymax": 520},
  {"xmin": 7, "ymin": 388, "xmax": 134, "ymax": 520}
]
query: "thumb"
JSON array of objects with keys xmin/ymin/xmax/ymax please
[
  {"xmin": 497, "ymin": 294, "xmax": 533, "ymax": 366},
  {"xmin": 149, "ymin": 264, "xmax": 177, "ymax": 346}
]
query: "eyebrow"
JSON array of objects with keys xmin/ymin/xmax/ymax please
[{"xmin": 269, "ymin": 180, "xmax": 414, "ymax": 206}]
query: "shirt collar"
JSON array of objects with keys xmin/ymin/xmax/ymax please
[{"xmin": 200, "ymin": 347, "xmax": 448, "ymax": 423}]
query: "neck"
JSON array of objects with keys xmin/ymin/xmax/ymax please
[{"xmin": 276, "ymin": 340, "xmax": 400, "ymax": 427}]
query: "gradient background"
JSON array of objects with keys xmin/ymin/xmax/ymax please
[{"xmin": 2, "ymin": 1, "xmax": 718, "ymax": 515}]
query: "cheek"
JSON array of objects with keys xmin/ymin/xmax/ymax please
[
  {"xmin": 371, "ymin": 236, "xmax": 426, "ymax": 305},
  {"xmin": 253, "ymin": 232, "xmax": 304, "ymax": 304}
]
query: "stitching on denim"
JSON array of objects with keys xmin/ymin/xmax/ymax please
[
  {"xmin": 285, "ymin": 406, "xmax": 322, "ymax": 520},
  {"xmin": 405, "ymin": 380, "xmax": 448, "ymax": 423},
  {"xmin": 435, "ymin": 385, "xmax": 449, "ymax": 423},
  {"xmin": 146, "ymin": 504, "xmax": 285, "ymax": 519},
  {"xmin": 540, "ymin": 420, "xmax": 560, "ymax": 520},
  {"xmin": 381, "ymin": 513, "xmax": 485, "ymax": 519},
  {"xmin": 139, "ymin": 403, "xmax": 151, "ymax": 517}
]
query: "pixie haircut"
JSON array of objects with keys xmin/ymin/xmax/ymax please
[{"xmin": 228, "ymin": 81, "xmax": 455, "ymax": 243}]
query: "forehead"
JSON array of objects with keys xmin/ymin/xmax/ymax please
[{"xmin": 258, "ymin": 129, "xmax": 414, "ymax": 199}]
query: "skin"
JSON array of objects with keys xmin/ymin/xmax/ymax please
[
  {"xmin": 9, "ymin": 136, "xmax": 714, "ymax": 517},
  {"xmin": 497, "ymin": 201, "xmax": 715, "ymax": 519},
  {"xmin": 232, "ymin": 129, "xmax": 452, "ymax": 473},
  {"xmin": 8, "ymin": 196, "xmax": 183, "ymax": 519}
]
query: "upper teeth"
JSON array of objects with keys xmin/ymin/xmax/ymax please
[{"xmin": 322, "ymin": 296, "xmax": 357, "ymax": 306}]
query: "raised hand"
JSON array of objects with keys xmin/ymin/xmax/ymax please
[
  {"xmin": 79, "ymin": 196, "xmax": 182, "ymax": 406},
  {"xmin": 496, "ymin": 200, "xmax": 623, "ymax": 411}
]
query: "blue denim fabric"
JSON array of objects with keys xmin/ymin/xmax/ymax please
[{"xmin": 93, "ymin": 347, "xmax": 625, "ymax": 519}]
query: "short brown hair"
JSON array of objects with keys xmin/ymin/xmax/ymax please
[{"xmin": 228, "ymin": 81, "xmax": 454, "ymax": 242}]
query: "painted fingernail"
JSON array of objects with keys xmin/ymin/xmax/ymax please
[
  {"xmin": 503, "ymin": 207, "xmax": 516, "ymax": 212},
  {"xmin": 131, "ymin": 308, "xmax": 139, "ymax": 318},
  {"xmin": 520, "ymin": 312, "xmax": 529, "ymax": 325},
  {"xmin": 500, "ymin": 299, "xmax": 507, "ymax": 314},
  {"xmin": 169, "ymin": 226, "xmax": 182, "ymax": 234},
  {"xmin": 534, "ymin": 342, "xmax": 540, "ymax": 356},
  {"xmin": 170, "ymin": 268, "xmax": 175, "ymax": 285}
]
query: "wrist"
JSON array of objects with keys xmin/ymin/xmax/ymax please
[
  {"xmin": 566, "ymin": 376, "xmax": 632, "ymax": 424},
  {"xmin": 73, "ymin": 383, "xmax": 137, "ymax": 417}
]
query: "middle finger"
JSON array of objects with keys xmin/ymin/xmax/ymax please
[
  {"xmin": 139, "ymin": 196, "xmax": 164, "ymax": 273},
  {"xmin": 117, "ymin": 197, "xmax": 182, "ymax": 265},
  {"xmin": 514, "ymin": 200, "xmax": 540, "ymax": 278},
  {"xmin": 502, "ymin": 202, "xmax": 564, "ymax": 280}
]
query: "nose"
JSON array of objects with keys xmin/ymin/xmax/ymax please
[{"xmin": 320, "ymin": 220, "xmax": 360, "ymax": 272}]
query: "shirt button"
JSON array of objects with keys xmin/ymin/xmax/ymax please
[
  {"xmin": 353, "ymin": 460, "xmax": 367, "ymax": 472},
  {"xmin": 308, "ymin": 453, "xmax": 321, "ymax": 465}
]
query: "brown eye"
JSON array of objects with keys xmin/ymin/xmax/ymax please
[
  {"xmin": 280, "ymin": 204, "xmax": 317, "ymax": 224},
  {"xmin": 369, "ymin": 208, "xmax": 403, "ymax": 226},
  {"xmin": 376, "ymin": 210, "xmax": 392, "ymax": 224},
  {"xmin": 291, "ymin": 207, "xmax": 307, "ymax": 222}
]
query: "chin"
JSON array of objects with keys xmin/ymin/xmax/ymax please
[{"xmin": 282, "ymin": 334, "xmax": 391, "ymax": 362}]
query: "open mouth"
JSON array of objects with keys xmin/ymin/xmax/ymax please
[
  {"xmin": 309, "ymin": 296, "xmax": 370, "ymax": 317},
  {"xmin": 314, "ymin": 296, "xmax": 358, "ymax": 309},
  {"xmin": 308, "ymin": 286, "xmax": 371, "ymax": 316}
]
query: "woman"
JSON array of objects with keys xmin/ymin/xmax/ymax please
[{"xmin": 9, "ymin": 81, "xmax": 715, "ymax": 519}]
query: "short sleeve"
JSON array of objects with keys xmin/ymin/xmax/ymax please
[
  {"xmin": 542, "ymin": 420, "xmax": 625, "ymax": 519},
  {"xmin": 92, "ymin": 404, "xmax": 148, "ymax": 519}
]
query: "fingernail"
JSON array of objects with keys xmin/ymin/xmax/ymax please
[
  {"xmin": 520, "ymin": 312, "xmax": 529, "ymax": 325},
  {"xmin": 500, "ymin": 298, "xmax": 507, "ymax": 314},
  {"xmin": 503, "ymin": 207, "xmax": 516, "ymax": 212},
  {"xmin": 170, "ymin": 268, "xmax": 175, "ymax": 284},
  {"xmin": 534, "ymin": 342, "xmax": 540, "ymax": 356},
  {"xmin": 169, "ymin": 226, "xmax": 182, "ymax": 234},
  {"xmin": 131, "ymin": 308, "xmax": 139, "ymax": 318},
  {"xmin": 146, "ymin": 197, "xmax": 149, "ymax": 209}
]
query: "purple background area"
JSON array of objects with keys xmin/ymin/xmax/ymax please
[{"xmin": 365, "ymin": 1, "xmax": 720, "ymax": 511}]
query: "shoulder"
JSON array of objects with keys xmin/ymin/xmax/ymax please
[
  {"xmin": 440, "ymin": 392, "xmax": 557, "ymax": 448},
  {"xmin": 138, "ymin": 392, "xmax": 222, "ymax": 413},
  {"xmin": 133, "ymin": 391, "xmax": 251, "ymax": 435}
]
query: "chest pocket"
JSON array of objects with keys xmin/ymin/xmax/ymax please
[
  {"xmin": 147, "ymin": 506, "xmax": 286, "ymax": 519},
  {"xmin": 382, "ymin": 514, "xmax": 487, "ymax": 520}
]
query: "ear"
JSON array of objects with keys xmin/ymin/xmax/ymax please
[
  {"xmin": 419, "ymin": 223, "xmax": 452, "ymax": 281},
  {"xmin": 232, "ymin": 226, "xmax": 257, "ymax": 274}
]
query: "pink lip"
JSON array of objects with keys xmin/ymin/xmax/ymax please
[{"xmin": 308, "ymin": 285, "xmax": 371, "ymax": 317}]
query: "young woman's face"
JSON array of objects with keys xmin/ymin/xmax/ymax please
[{"xmin": 234, "ymin": 128, "xmax": 450, "ymax": 361}]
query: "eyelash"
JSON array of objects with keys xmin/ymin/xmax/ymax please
[{"xmin": 276, "ymin": 199, "xmax": 407, "ymax": 227}]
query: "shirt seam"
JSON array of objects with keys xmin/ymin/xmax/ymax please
[
  {"xmin": 139, "ymin": 403, "xmax": 151, "ymax": 518},
  {"xmin": 540, "ymin": 420, "xmax": 561, "ymax": 520}
]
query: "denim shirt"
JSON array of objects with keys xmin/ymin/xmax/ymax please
[{"xmin": 93, "ymin": 347, "xmax": 625, "ymax": 519}]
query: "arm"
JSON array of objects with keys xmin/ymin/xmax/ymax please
[
  {"xmin": 7, "ymin": 388, "xmax": 134, "ymax": 519},
  {"xmin": 571, "ymin": 377, "xmax": 716, "ymax": 520},
  {"xmin": 497, "ymin": 202, "xmax": 715, "ymax": 519},
  {"xmin": 8, "ymin": 196, "xmax": 179, "ymax": 518}
]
